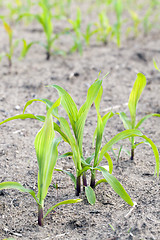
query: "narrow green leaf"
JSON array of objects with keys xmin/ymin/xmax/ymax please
[
  {"xmin": 23, "ymin": 98, "xmax": 60, "ymax": 118},
  {"xmin": 54, "ymin": 168, "xmax": 76, "ymax": 187},
  {"xmin": 85, "ymin": 186, "xmax": 96, "ymax": 205},
  {"xmin": 128, "ymin": 73, "xmax": 146, "ymax": 127},
  {"xmin": 98, "ymin": 129, "xmax": 143, "ymax": 165},
  {"xmin": 53, "ymin": 122, "xmax": 70, "ymax": 144},
  {"xmin": 44, "ymin": 199, "xmax": 82, "ymax": 218},
  {"xmin": 135, "ymin": 113, "xmax": 160, "ymax": 129},
  {"xmin": 119, "ymin": 112, "xmax": 132, "ymax": 130},
  {"xmin": 58, "ymin": 152, "xmax": 73, "ymax": 159},
  {"xmin": 0, "ymin": 182, "xmax": 39, "ymax": 204},
  {"xmin": 49, "ymin": 84, "xmax": 78, "ymax": 125},
  {"xmin": 141, "ymin": 135, "xmax": 159, "ymax": 178},
  {"xmin": 95, "ymin": 178, "xmax": 107, "ymax": 187},
  {"xmin": 76, "ymin": 80, "xmax": 102, "ymax": 155},
  {"xmin": 78, "ymin": 166, "xmax": 92, "ymax": 177},
  {"xmin": 0, "ymin": 114, "xmax": 37, "ymax": 126},
  {"xmin": 104, "ymin": 152, "xmax": 113, "ymax": 174},
  {"xmin": 96, "ymin": 167, "xmax": 133, "ymax": 206}
]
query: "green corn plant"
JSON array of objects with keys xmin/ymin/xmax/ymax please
[
  {"xmin": 113, "ymin": 0, "xmax": 123, "ymax": 47},
  {"xmin": 21, "ymin": 79, "xmax": 103, "ymax": 197},
  {"xmin": 6, "ymin": 0, "xmax": 33, "ymax": 23},
  {"xmin": 68, "ymin": 7, "xmax": 83, "ymax": 54},
  {"xmin": 22, "ymin": 77, "xmax": 159, "ymax": 206},
  {"xmin": 0, "ymin": 21, "xmax": 19, "ymax": 67},
  {"xmin": 82, "ymin": 24, "xmax": 96, "ymax": 47},
  {"xmin": 21, "ymin": 83, "xmax": 138, "ymax": 206},
  {"xmin": 19, "ymin": 39, "xmax": 37, "ymax": 60},
  {"xmin": 128, "ymin": 10, "xmax": 141, "ymax": 37},
  {"xmin": 53, "ymin": 0, "xmax": 72, "ymax": 18},
  {"xmin": 0, "ymin": 100, "xmax": 81, "ymax": 226},
  {"xmin": 94, "ymin": 11, "xmax": 112, "ymax": 45},
  {"xmin": 119, "ymin": 73, "xmax": 160, "ymax": 161},
  {"xmin": 80, "ymin": 80, "xmax": 159, "ymax": 204},
  {"xmin": 18, "ymin": 0, "xmax": 59, "ymax": 60}
]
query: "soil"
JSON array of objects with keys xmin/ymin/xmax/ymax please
[{"xmin": 0, "ymin": 1, "xmax": 160, "ymax": 240}]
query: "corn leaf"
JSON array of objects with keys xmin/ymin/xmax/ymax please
[
  {"xmin": 153, "ymin": 58, "xmax": 160, "ymax": 72},
  {"xmin": 96, "ymin": 166, "xmax": 133, "ymax": 206},
  {"xmin": 35, "ymin": 102, "xmax": 61, "ymax": 203},
  {"xmin": 0, "ymin": 114, "xmax": 37, "ymax": 125},
  {"xmin": 54, "ymin": 168, "xmax": 76, "ymax": 187},
  {"xmin": 23, "ymin": 98, "xmax": 60, "ymax": 118},
  {"xmin": 128, "ymin": 73, "xmax": 146, "ymax": 127},
  {"xmin": 0, "ymin": 182, "xmax": 39, "ymax": 205},
  {"xmin": 141, "ymin": 135, "xmax": 159, "ymax": 178},
  {"xmin": 76, "ymin": 80, "xmax": 102, "ymax": 155},
  {"xmin": 98, "ymin": 129, "xmax": 143, "ymax": 165},
  {"xmin": 50, "ymin": 85, "xmax": 78, "ymax": 132},
  {"xmin": 85, "ymin": 186, "xmax": 96, "ymax": 205},
  {"xmin": 104, "ymin": 152, "xmax": 113, "ymax": 174},
  {"xmin": 44, "ymin": 199, "xmax": 82, "ymax": 218},
  {"xmin": 53, "ymin": 122, "xmax": 70, "ymax": 143},
  {"xmin": 119, "ymin": 112, "xmax": 132, "ymax": 130},
  {"xmin": 135, "ymin": 113, "xmax": 160, "ymax": 129}
]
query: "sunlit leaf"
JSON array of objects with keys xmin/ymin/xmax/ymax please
[
  {"xmin": 0, "ymin": 182, "xmax": 39, "ymax": 204},
  {"xmin": 128, "ymin": 73, "xmax": 146, "ymax": 127},
  {"xmin": 96, "ymin": 167, "xmax": 133, "ymax": 206},
  {"xmin": 44, "ymin": 199, "xmax": 82, "ymax": 218},
  {"xmin": 85, "ymin": 186, "xmax": 96, "ymax": 205}
]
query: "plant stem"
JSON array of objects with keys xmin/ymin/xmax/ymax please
[
  {"xmin": 75, "ymin": 175, "xmax": 81, "ymax": 196},
  {"xmin": 38, "ymin": 204, "xmax": 44, "ymax": 227},
  {"xmin": 90, "ymin": 170, "xmax": 96, "ymax": 189},
  {"xmin": 46, "ymin": 51, "xmax": 50, "ymax": 60},
  {"xmin": 83, "ymin": 172, "xmax": 87, "ymax": 191},
  {"xmin": 131, "ymin": 136, "xmax": 134, "ymax": 160},
  {"xmin": 131, "ymin": 148, "xmax": 134, "ymax": 160}
]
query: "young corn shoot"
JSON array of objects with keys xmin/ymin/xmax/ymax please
[
  {"xmin": 68, "ymin": 7, "xmax": 83, "ymax": 54},
  {"xmin": 82, "ymin": 77, "xmax": 159, "ymax": 205},
  {"xmin": 119, "ymin": 73, "xmax": 160, "ymax": 167},
  {"xmin": 1, "ymin": 21, "xmax": 19, "ymax": 67},
  {"xmin": 0, "ymin": 101, "xmax": 82, "ymax": 226},
  {"xmin": 18, "ymin": 0, "xmax": 59, "ymax": 60},
  {"xmin": 95, "ymin": 11, "xmax": 112, "ymax": 45}
]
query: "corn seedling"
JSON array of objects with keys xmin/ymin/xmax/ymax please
[
  {"xmin": 0, "ymin": 21, "xmax": 19, "ymax": 67},
  {"xmin": 0, "ymin": 100, "xmax": 81, "ymax": 226},
  {"xmin": 68, "ymin": 8, "xmax": 83, "ymax": 54},
  {"xmin": 82, "ymin": 24, "xmax": 96, "ymax": 47},
  {"xmin": 113, "ymin": 0, "xmax": 123, "ymax": 47},
  {"xmin": 119, "ymin": 73, "xmax": 160, "ymax": 164},
  {"xmin": 95, "ymin": 11, "xmax": 112, "ymax": 45},
  {"xmin": 128, "ymin": 10, "xmax": 141, "ymax": 37},
  {"xmin": 19, "ymin": 39, "xmax": 37, "ymax": 60},
  {"xmin": 21, "ymin": 76, "xmax": 159, "ymax": 206},
  {"xmin": 18, "ymin": 0, "xmax": 59, "ymax": 60},
  {"xmin": 81, "ymin": 78, "xmax": 159, "ymax": 204}
]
